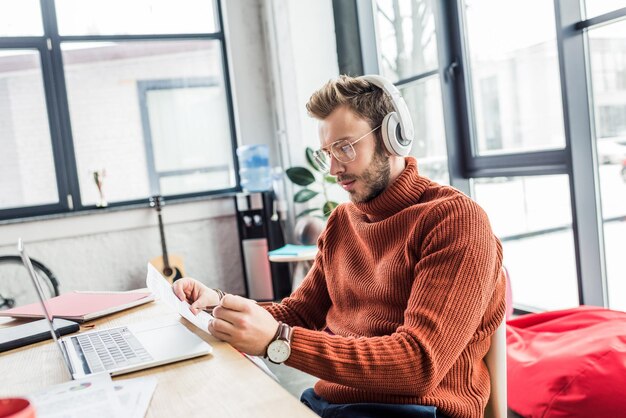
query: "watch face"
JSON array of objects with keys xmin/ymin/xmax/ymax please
[{"xmin": 267, "ymin": 340, "xmax": 290, "ymax": 363}]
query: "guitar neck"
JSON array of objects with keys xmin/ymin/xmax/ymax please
[{"xmin": 156, "ymin": 212, "xmax": 171, "ymax": 269}]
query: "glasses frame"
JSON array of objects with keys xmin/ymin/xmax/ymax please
[{"xmin": 313, "ymin": 125, "xmax": 381, "ymax": 172}]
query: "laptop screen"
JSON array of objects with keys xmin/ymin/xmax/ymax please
[{"xmin": 18, "ymin": 238, "xmax": 74, "ymax": 377}]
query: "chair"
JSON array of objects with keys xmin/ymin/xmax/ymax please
[
  {"xmin": 484, "ymin": 268, "xmax": 510, "ymax": 418},
  {"xmin": 484, "ymin": 316, "xmax": 507, "ymax": 418},
  {"xmin": 0, "ymin": 255, "xmax": 60, "ymax": 309}
]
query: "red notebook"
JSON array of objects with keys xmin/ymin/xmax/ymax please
[{"xmin": 0, "ymin": 291, "xmax": 154, "ymax": 322}]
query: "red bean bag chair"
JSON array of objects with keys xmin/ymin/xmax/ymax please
[{"xmin": 507, "ymin": 305, "xmax": 626, "ymax": 417}]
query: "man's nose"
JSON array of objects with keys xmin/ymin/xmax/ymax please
[{"xmin": 329, "ymin": 155, "xmax": 344, "ymax": 177}]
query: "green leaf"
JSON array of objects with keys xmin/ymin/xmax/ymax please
[
  {"xmin": 306, "ymin": 147, "xmax": 323, "ymax": 172},
  {"xmin": 324, "ymin": 175, "xmax": 337, "ymax": 184},
  {"xmin": 294, "ymin": 189, "xmax": 319, "ymax": 203},
  {"xmin": 322, "ymin": 201, "xmax": 339, "ymax": 216},
  {"xmin": 296, "ymin": 207, "xmax": 322, "ymax": 218},
  {"xmin": 286, "ymin": 167, "xmax": 316, "ymax": 186}
]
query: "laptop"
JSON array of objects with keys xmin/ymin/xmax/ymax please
[{"xmin": 18, "ymin": 238, "xmax": 212, "ymax": 380}]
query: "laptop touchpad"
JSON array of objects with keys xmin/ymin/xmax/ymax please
[{"xmin": 130, "ymin": 321, "xmax": 211, "ymax": 359}]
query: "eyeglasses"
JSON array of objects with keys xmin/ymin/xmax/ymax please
[{"xmin": 312, "ymin": 125, "xmax": 381, "ymax": 173}]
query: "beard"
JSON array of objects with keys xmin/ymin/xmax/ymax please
[{"xmin": 338, "ymin": 146, "xmax": 391, "ymax": 203}]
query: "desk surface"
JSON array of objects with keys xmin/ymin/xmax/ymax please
[{"xmin": 0, "ymin": 302, "xmax": 317, "ymax": 418}]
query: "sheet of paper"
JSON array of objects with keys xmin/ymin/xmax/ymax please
[
  {"xmin": 146, "ymin": 263, "xmax": 212, "ymax": 334},
  {"xmin": 28, "ymin": 373, "xmax": 124, "ymax": 418},
  {"xmin": 243, "ymin": 353, "xmax": 279, "ymax": 382},
  {"xmin": 112, "ymin": 377, "xmax": 158, "ymax": 418}
]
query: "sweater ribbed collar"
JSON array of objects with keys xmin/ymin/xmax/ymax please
[{"xmin": 353, "ymin": 157, "xmax": 429, "ymax": 220}]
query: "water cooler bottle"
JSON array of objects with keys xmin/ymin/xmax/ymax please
[{"xmin": 235, "ymin": 192, "xmax": 291, "ymax": 301}]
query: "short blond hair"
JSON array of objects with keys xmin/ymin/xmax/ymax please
[{"xmin": 306, "ymin": 75, "xmax": 394, "ymax": 129}]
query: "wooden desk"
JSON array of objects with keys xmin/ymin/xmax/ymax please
[{"xmin": 0, "ymin": 302, "xmax": 317, "ymax": 418}]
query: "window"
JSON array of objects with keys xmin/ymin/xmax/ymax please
[
  {"xmin": 0, "ymin": 0, "xmax": 237, "ymax": 220},
  {"xmin": 588, "ymin": 19, "xmax": 626, "ymax": 311},
  {"xmin": 54, "ymin": 0, "xmax": 217, "ymax": 36},
  {"xmin": 473, "ymin": 175, "xmax": 578, "ymax": 310},
  {"xmin": 585, "ymin": 0, "xmax": 626, "ymax": 19},
  {"xmin": 374, "ymin": 0, "xmax": 438, "ymax": 82},
  {"xmin": 0, "ymin": 50, "xmax": 58, "ymax": 210},
  {"xmin": 0, "ymin": 0, "xmax": 43, "ymax": 36},
  {"xmin": 399, "ymin": 76, "xmax": 449, "ymax": 184},
  {"xmin": 464, "ymin": 0, "xmax": 565, "ymax": 155},
  {"xmin": 372, "ymin": 0, "xmax": 450, "ymax": 185}
]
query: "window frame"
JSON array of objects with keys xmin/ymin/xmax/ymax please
[{"xmin": 0, "ymin": 0, "xmax": 240, "ymax": 221}]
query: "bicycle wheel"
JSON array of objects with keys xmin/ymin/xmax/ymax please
[{"xmin": 0, "ymin": 255, "xmax": 60, "ymax": 309}]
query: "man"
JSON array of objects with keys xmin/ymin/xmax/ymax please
[{"xmin": 174, "ymin": 75, "xmax": 505, "ymax": 418}]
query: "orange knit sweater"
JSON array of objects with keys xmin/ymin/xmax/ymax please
[{"xmin": 266, "ymin": 157, "xmax": 506, "ymax": 418}]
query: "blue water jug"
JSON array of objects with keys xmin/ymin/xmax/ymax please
[{"xmin": 237, "ymin": 144, "xmax": 272, "ymax": 192}]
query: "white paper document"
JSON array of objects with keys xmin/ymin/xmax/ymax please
[
  {"xmin": 113, "ymin": 376, "xmax": 158, "ymax": 418},
  {"xmin": 243, "ymin": 353, "xmax": 279, "ymax": 382},
  {"xmin": 146, "ymin": 263, "xmax": 212, "ymax": 334},
  {"xmin": 28, "ymin": 374, "xmax": 158, "ymax": 418},
  {"xmin": 28, "ymin": 373, "xmax": 123, "ymax": 418}
]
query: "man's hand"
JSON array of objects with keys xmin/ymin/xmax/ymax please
[
  {"xmin": 172, "ymin": 278, "xmax": 220, "ymax": 315},
  {"xmin": 209, "ymin": 294, "xmax": 279, "ymax": 357}
]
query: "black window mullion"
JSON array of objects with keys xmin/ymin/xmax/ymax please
[
  {"xmin": 576, "ymin": 6, "xmax": 626, "ymax": 29},
  {"xmin": 39, "ymin": 40, "xmax": 73, "ymax": 213},
  {"xmin": 433, "ymin": 0, "xmax": 470, "ymax": 194},
  {"xmin": 58, "ymin": 32, "xmax": 224, "ymax": 43},
  {"xmin": 468, "ymin": 149, "xmax": 568, "ymax": 177},
  {"xmin": 40, "ymin": 0, "xmax": 82, "ymax": 211}
]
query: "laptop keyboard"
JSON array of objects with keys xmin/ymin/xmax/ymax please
[{"xmin": 75, "ymin": 327, "xmax": 153, "ymax": 373}]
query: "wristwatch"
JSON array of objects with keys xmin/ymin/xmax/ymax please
[{"xmin": 266, "ymin": 322, "xmax": 293, "ymax": 364}]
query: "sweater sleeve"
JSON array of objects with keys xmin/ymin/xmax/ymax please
[
  {"xmin": 265, "ymin": 228, "xmax": 332, "ymax": 330},
  {"xmin": 283, "ymin": 198, "xmax": 504, "ymax": 397}
]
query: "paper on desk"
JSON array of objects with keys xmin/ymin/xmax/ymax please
[
  {"xmin": 243, "ymin": 353, "xmax": 279, "ymax": 382},
  {"xmin": 28, "ymin": 374, "xmax": 157, "ymax": 418},
  {"xmin": 113, "ymin": 376, "xmax": 158, "ymax": 418},
  {"xmin": 146, "ymin": 263, "xmax": 212, "ymax": 334},
  {"xmin": 28, "ymin": 373, "xmax": 124, "ymax": 418}
]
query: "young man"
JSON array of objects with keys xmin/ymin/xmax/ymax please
[{"xmin": 174, "ymin": 75, "xmax": 505, "ymax": 418}]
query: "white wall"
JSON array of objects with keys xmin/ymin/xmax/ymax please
[{"xmin": 0, "ymin": 199, "xmax": 244, "ymax": 294}]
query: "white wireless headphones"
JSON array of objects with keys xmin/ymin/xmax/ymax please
[{"xmin": 359, "ymin": 74, "xmax": 414, "ymax": 157}]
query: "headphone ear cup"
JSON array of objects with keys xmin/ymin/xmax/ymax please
[
  {"xmin": 381, "ymin": 112, "xmax": 411, "ymax": 157},
  {"xmin": 380, "ymin": 112, "xmax": 396, "ymax": 156}
]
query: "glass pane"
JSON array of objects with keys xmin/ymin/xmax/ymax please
[
  {"xmin": 374, "ymin": 0, "xmax": 438, "ymax": 82},
  {"xmin": 0, "ymin": 49, "xmax": 58, "ymax": 210},
  {"xmin": 585, "ymin": 0, "xmax": 626, "ymax": 19},
  {"xmin": 62, "ymin": 40, "xmax": 236, "ymax": 205},
  {"xmin": 587, "ymin": 21, "xmax": 626, "ymax": 311},
  {"xmin": 399, "ymin": 76, "xmax": 449, "ymax": 184},
  {"xmin": 472, "ymin": 175, "xmax": 579, "ymax": 311},
  {"xmin": 464, "ymin": 0, "xmax": 566, "ymax": 155},
  {"xmin": 55, "ymin": 0, "xmax": 217, "ymax": 36},
  {"xmin": 0, "ymin": 0, "xmax": 43, "ymax": 36}
]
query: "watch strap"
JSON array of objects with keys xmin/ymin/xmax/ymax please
[{"xmin": 276, "ymin": 322, "xmax": 292, "ymax": 343}]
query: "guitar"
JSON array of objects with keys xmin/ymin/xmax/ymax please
[{"xmin": 149, "ymin": 195, "xmax": 185, "ymax": 283}]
